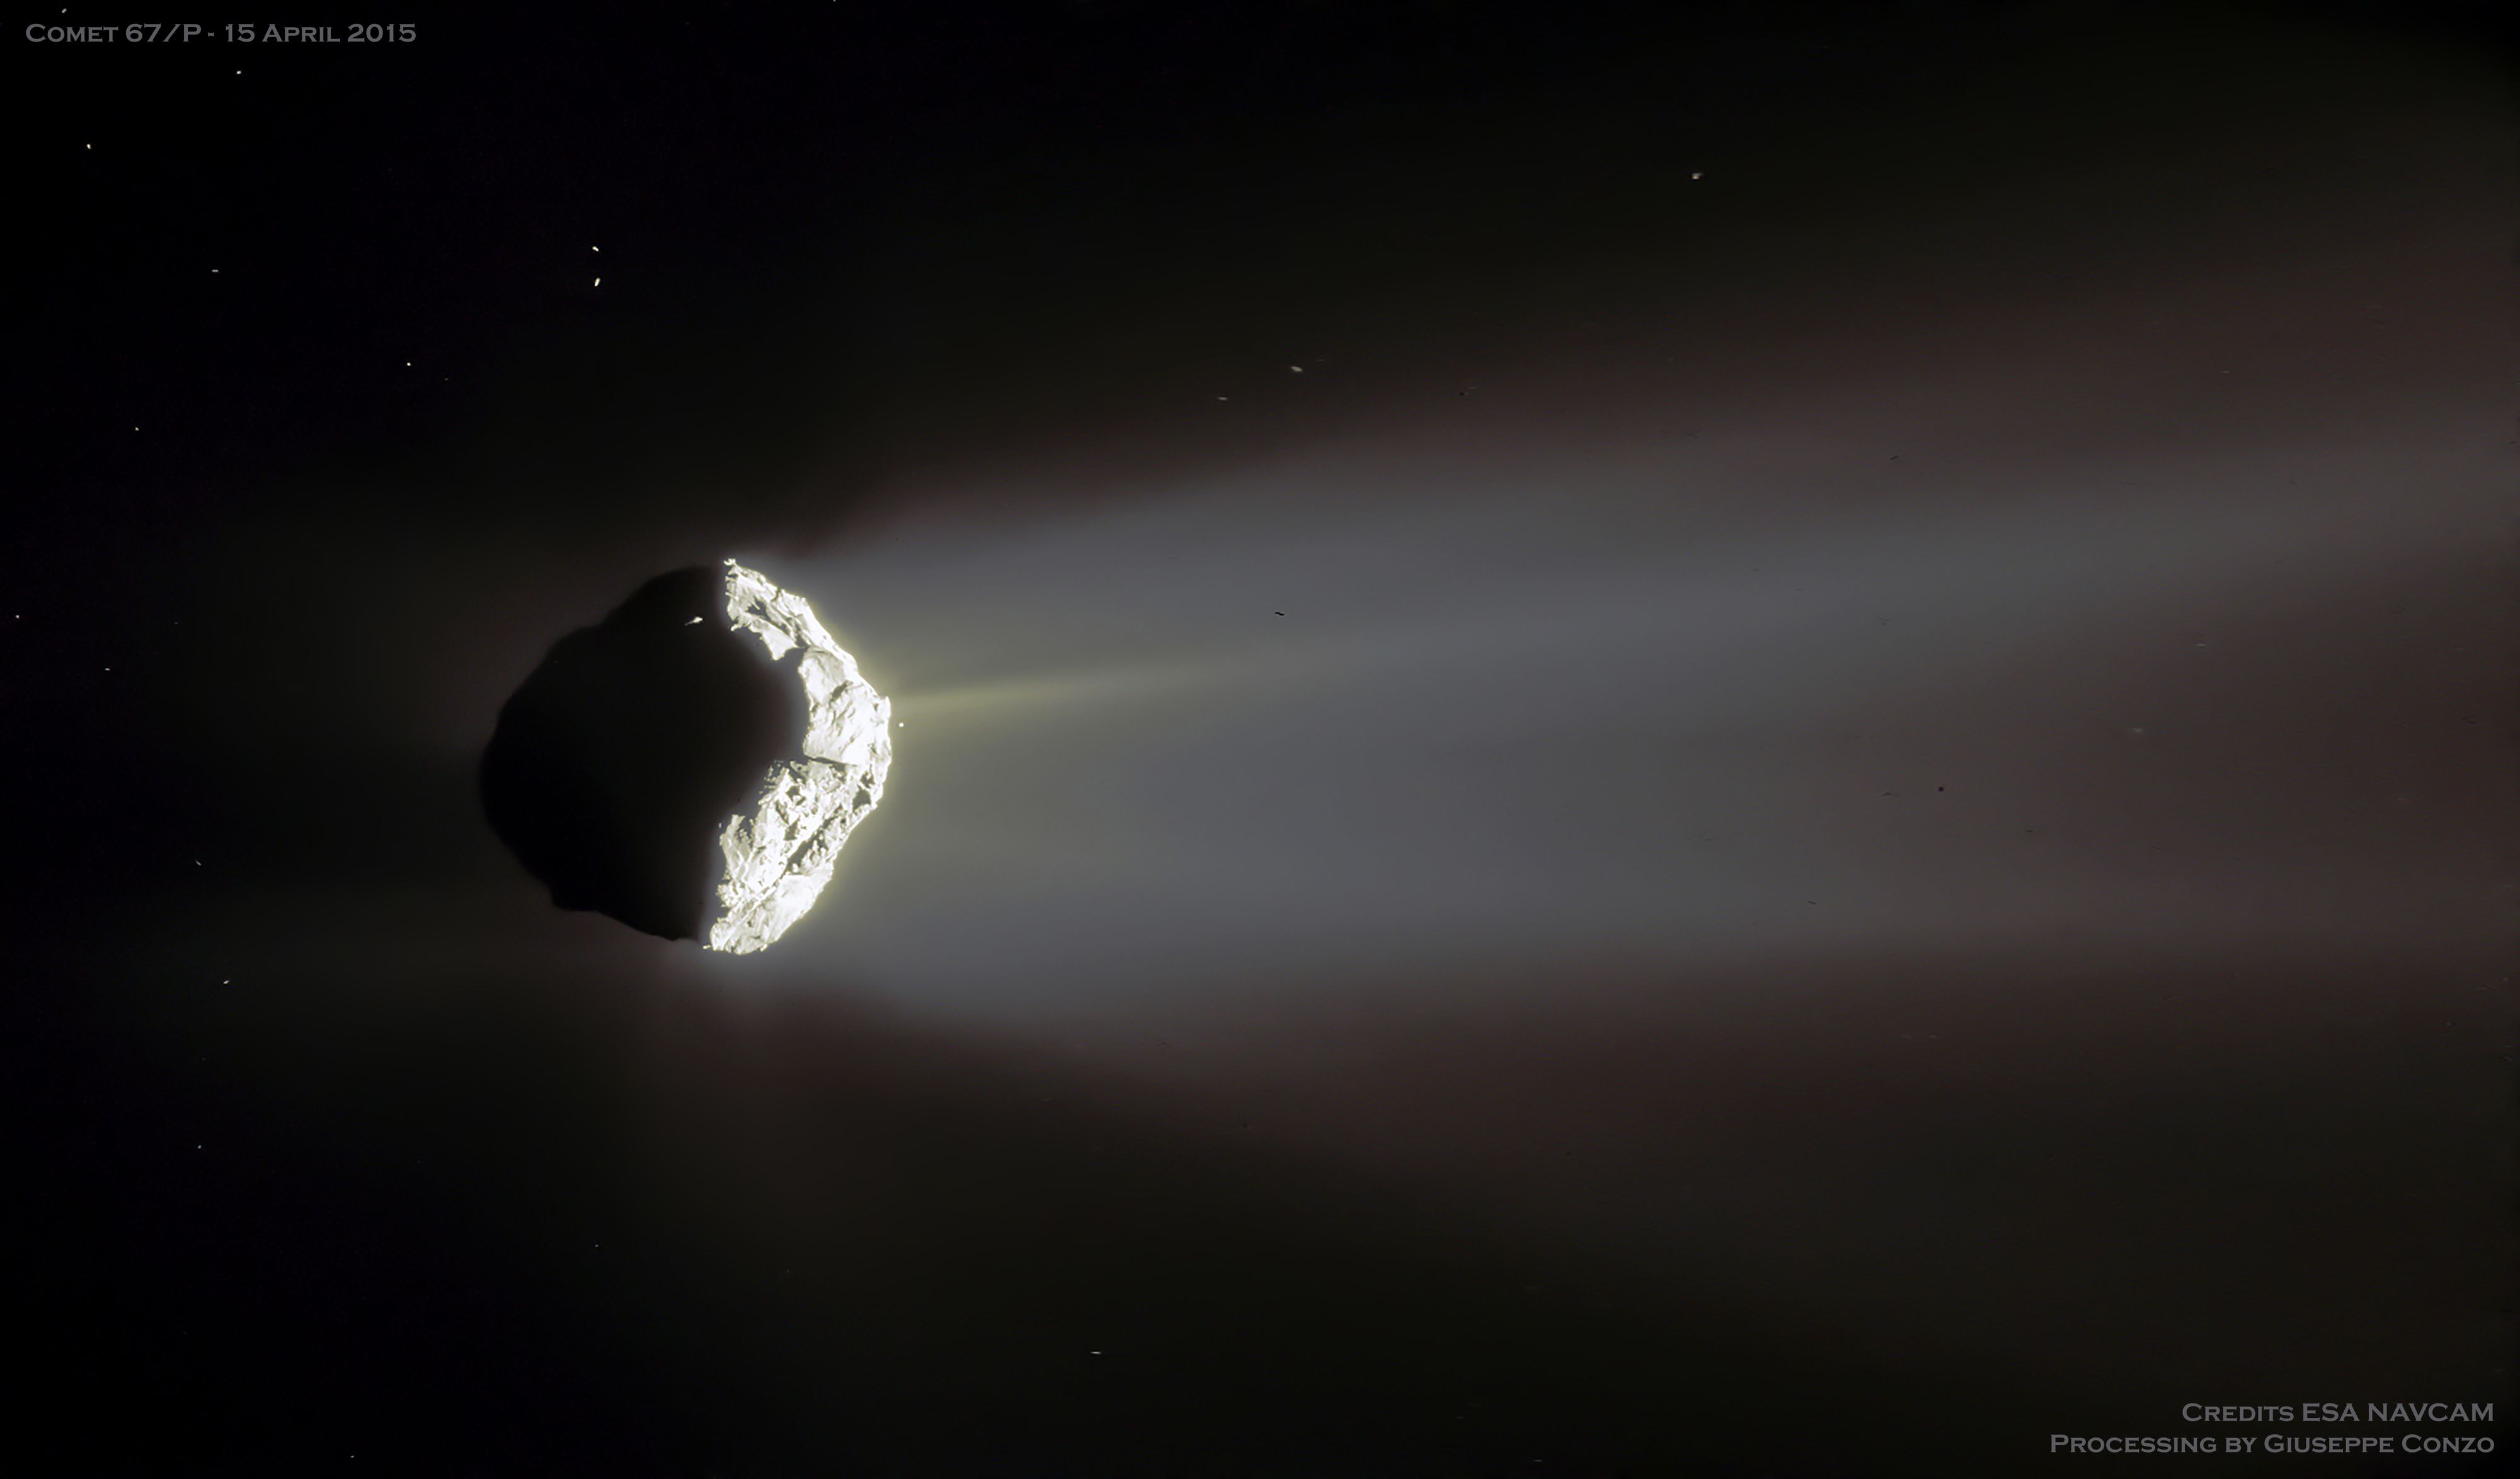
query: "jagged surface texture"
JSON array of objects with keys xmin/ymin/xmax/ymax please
[{"xmin": 709, "ymin": 560, "xmax": 891, "ymax": 953}]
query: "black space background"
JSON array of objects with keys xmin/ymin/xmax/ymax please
[{"xmin": 6, "ymin": 3, "xmax": 2517, "ymax": 1476}]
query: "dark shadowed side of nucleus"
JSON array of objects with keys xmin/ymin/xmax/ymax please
[{"xmin": 479, "ymin": 566, "xmax": 805, "ymax": 942}]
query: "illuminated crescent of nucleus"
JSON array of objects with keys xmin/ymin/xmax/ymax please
[{"xmin": 707, "ymin": 559, "xmax": 893, "ymax": 954}]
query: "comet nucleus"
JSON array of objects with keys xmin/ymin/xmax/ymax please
[{"xmin": 480, "ymin": 560, "xmax": 891, "ymax": 952}]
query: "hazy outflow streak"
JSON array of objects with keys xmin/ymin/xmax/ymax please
[{"xmin": 736, "ymin": 213, "xmax": 2507, "ymax": 1021}]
